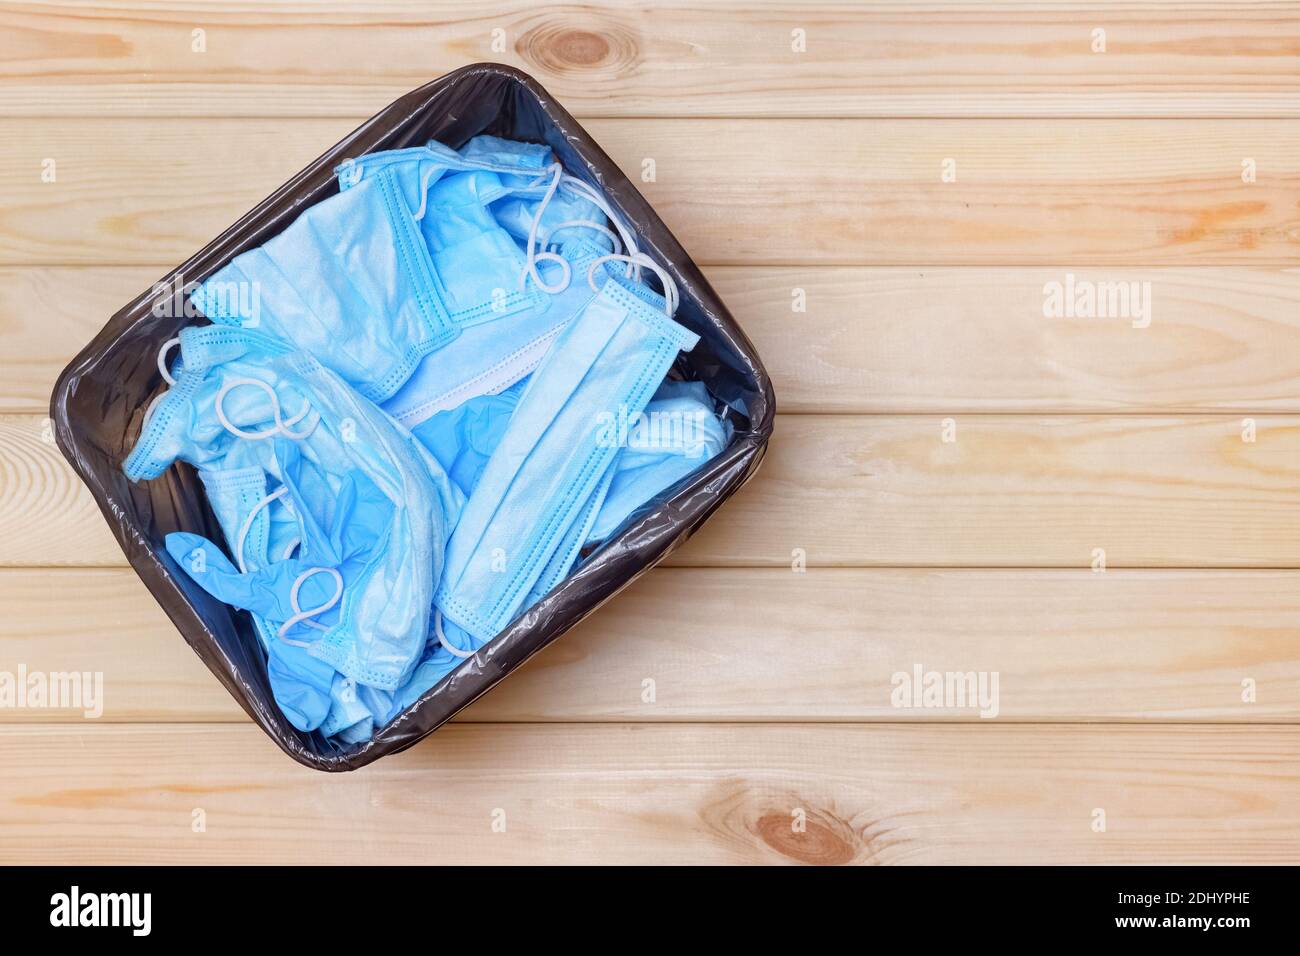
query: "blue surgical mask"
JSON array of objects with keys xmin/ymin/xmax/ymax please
[
  {"xmin": 381, "ymin": 237, "xmax": 609, "ymax": 427},
  {"xmin": 188, "ymin": 141, "xmax": 554, "ymax": 405},
  {"xmin": 410, "ymin": 377, "xmax": 731, "ymax": 561},
  {"xmin": 585, "ymin": 380, "xmax": 733, "ymax": 544},
  {"xmin": 126, "ymin": 324, "xmax": 460, "ymax": 692},
  {"xmin": 190, "ymin": 161, "xmax": 459, "ymax": 405},
  {"xmin": 434, "ymin": 268, "xmax": 699, "ymax": 645},
  {"xmin": 379, "ymin": 137, "xmax": 624, "ymax": 427},
  {"xmin": 190, "ymin": 138, "xmax": 623, "ymax": 428}
]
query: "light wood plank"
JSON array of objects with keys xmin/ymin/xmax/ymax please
[
  {"xmin": 0, "ymin": 266, "xmax": 150, "ymax": 412},
  {"xmin": 6, "ymin": 117, "xmax": 1298, "ymax": 266},
  {"xmin": 10, "ymin": 265, "xmax": 1300, "ymax": 414},
  {"xmin": 2, "ymin": 567, "xmax": 1297, "ymax": 723},
  {"xmin": 1, "ymin": 722, "xmax": 1296, "ymax": 864},
  {"xmin": 15, "ymin": 413, "xmax": 1300, "ymax": 568},
  {"xmin": 731, "ymin": 266, "xmax": 1300, "ymax": 413},
  {"xmin": 3, "ymin": 2, "xmax": 1298, "ymax": 118}
]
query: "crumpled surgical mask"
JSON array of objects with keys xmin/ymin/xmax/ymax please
[
  {"xmin": 377, "ymin": 136, "xmax": 626, "ymax": 428},
  {"xmin": 382, "ymin": 236, "xmax": 610, "ymax": 427},
  {"xmin": 124, "ymin": 324, "xmax": 460, "ymax": 693},
  {"xmin": 188, "ymin": 137, "xmax": 619, "ymax": 418}
]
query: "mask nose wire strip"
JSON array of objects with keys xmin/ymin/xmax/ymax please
[
  {"xmin": 215, "ymin": 377, "xmax": 316, "ymax": 441},
  {"xmin": 434, "ymin": 609, "xmax": 475, "ymax": 659}
]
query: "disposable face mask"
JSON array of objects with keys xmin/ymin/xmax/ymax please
[
  {"xmin": 460, "ymin": 135, "xmax": 614, "ymax": 251},
  {"xmin": 391, "ymin": 135, "xmax": 689, "ymax": 422},
  {"xmin": 519, "ymin": 383, "xmax": 731, "ymax": 608},
  {"xmin": 125, "ymin": 325, "xmax": 459, "ymax": 692},
  {"xmin": 412, "ymin": 378, "xmax": 730, "ymax": 545},
  {"xmin": 381, "ymin": 237, "xmax": 609, "ymax": 427},
  {"xmin": 457, "ymin": 134, "xmax": 551, "ymax": 171},
  {"xmin": 379, "ymin": 138, "xmax": 623, "ymax": 427},
  {"xmin": 188, "ymin": 140, "xmax": 554, "ymax": 405},
  {"xmin": 434, "ymin": 269, "xmax": 699, "ymax": 644},
  {"xmin": 371, "ymin": 378, "xmax": 735, "ymax": 708},
  {"xmin": 585, "ymin": 380, "xmax": 733, "ymax": 544},
  {"xmin": 191, "ymin": 164, "xmax": 457, "ymax": 405}
]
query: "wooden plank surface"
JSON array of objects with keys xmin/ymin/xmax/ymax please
[
  {"xmin": 3, "ymin": 2, "xmax": 1298, "ymax": 119},
  {"xmin": 6, "ymin": 117, "xmax": 1299, "ymax": 266},
  {"xmin": 2, "ymin": 567, "xmax": 1298, "ymax": 723},
  {"xmin": 11, "ymin": 413, "xmax": 1300, "ymax": 569},
  {"xmin": 1, "ymin": 722, "xmax": 1296, "ymax": 864},
  {"xmin": 9, "ymin": 265, "xmax": 1300, "ymax": 414},
  {"xmin": 4, "ymin": 3, "xmax": 1300, "ymax": 867}
]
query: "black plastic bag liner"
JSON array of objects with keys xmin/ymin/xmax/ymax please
[{"xmin": 50, "ymin": 63, "xmax": 776, "ymax": 771}]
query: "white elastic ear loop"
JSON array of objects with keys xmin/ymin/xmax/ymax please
[
  {"xmin": 518, "ymin": 163, "xmax": 572, "ymax": 295},
  {"xmin": 434, "ymin": 608, "xmax": 475, "ymax": 659},
  {"xmin": 559, "ymin": 176, "xmax": 642, "ymax": 280},
  {"xmin": 411, "ymin": 161, "xmax": 440, "ymax": 221},
  {"xmin": 588, "ymin": 253, "xmax": 680, "ymax": 317},
  {"xmin": 232, "ymin": 486, "xmax": 340, "ymax": 646},
  {"xmin": 215, "ymin": 377, "xmax": 316, "ymax": 441},
  {"xmin": 278, "ymin": 567, "xmax": 344, "ymax": 647},
  {"xmin": 234, "ymin": 486, "xmax": 289, "ymax": 574},
  {"xmin": 157, "ymin": 336, "xmax": 181, "ymax": 386},
  {"xmin": 141, "ymin": 390, "xmax": 167, "ymax": 430},
  {"xmin": 141, "ymin": 336, "xmax": 184, "ymax": 429}
]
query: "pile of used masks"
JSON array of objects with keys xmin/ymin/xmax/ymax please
[{"xmin": 122, "ymin": 135, "xmax": 732, "ymax": 745}]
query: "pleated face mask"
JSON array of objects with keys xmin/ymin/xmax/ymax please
[
  {"xmin": 191, "ymin": 134, "xmax": 640, "ymax": 431},
  {"xmin": 124, "ymin": 324, "xmax": 460, "ymax": 693},
  {"xmin": 187, "ymin": 140, "xmax": 551, "ymax": 405},
  {"xmin": 375, "ymin": 137, "xmax": 625, "ymax": 428},
  {"xmin": 434, "ymin": 264, "xmax": 699, "ymax": 645}
]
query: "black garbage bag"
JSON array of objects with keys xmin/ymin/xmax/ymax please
[{"xmin": 49, "ymin": 63, "xmax": 775, "ymax": 771}]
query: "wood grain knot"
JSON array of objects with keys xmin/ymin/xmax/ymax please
[
  {"xmin": 517, "ymin": 18, "xmax": 640, "ymax": 75},
  {"xmin": 754, "ymin": 807, "xmax": 859, "ymax": 866}
]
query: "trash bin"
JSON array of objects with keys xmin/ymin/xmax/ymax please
[{"xmin": 49, "ymin": 62, "xmax": 775, "ymax": 771}]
